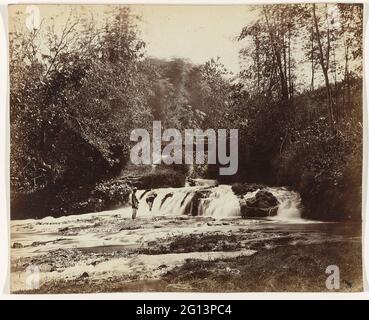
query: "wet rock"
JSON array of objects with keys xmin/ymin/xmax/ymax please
[
  {"xmin": 232, "ymin": 183, "xmax": 265, "ymax": 196},
  {"xmin": 120, "ymin": 225, "xmax": 141, "ymax": 231},
  {"xmin": 80, "ymin": 272, "xmax": 89, "ymax": 278},
  {"xmin": 186, "ymin": 189, "xmax": 212, "ymax": 216},
  {"xmin": 31, "ymin": 241, "xmax": 47, "ymax": 247},
  {"xmin": 90, "ymin": 261, "xmax": 98, "ymax": 266},
  {"xmin": 186, "ymin": 178, "xmax": 218, "ymax": 187},
  {"xmin": 160, "ymin": 193, "xmax": 173, "ymax": 208},
  {"xmin": 176, "ymin": 216, "xmax": 190, "ymax": 220},
  {"xmin": 241, "ymin": 190, "xmax": 279, "ymax": 218},
  {"xmin": 12, "ymin": 242, "xmax": 23, "ymax": 249}
]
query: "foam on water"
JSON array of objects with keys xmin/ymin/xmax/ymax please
[
  {"xmin": 266, "ymin": 187, "xmax": 303, "ymax": 221},
  {"xmin": 130, "ymin": 181, "xmax": 303, "ymax": 221},
  {"xmin": 198, "ymin": 185, "xmax": 241, "ymax": 218}
]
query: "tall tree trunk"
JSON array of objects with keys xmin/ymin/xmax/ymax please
[
  {"xmin": 263, "ymin": 7, "xmax": 289, "ymax": 104},
  {"xmin": 344, "ymin": 38, "xmax": 350, "ymax": 115},
  {"xmin": 288, "ymin": 27, "xmax": 293, "ymax": 101},
  {"xmin": 283, "ymin": 34, "xmax": 288, "ymax": 96},
  {"xmin": 310, "ymin": 26, "xmax": 315, "ymax": 92},
  {"xmin": 313, "ymin": 4, "xmax": 334, "ymax": 129},
  {"xmin": 325, "ymin": 4, "xmax": 330, "ymax": 70},
  {"xmin": 332, "ymin": 43, "xmax": 338, "ymax": 116},
  {"xmin": 255, "ymin": 36, "xmax": 260, "ymax": 94}
]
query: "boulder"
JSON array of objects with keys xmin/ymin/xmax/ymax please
[
  {"xmin": 186, "ymin": 178, "xmax": 218, "ymax": 187},
  {"xmin": 232, "ymin": 183, "xmax": 265, "ymax": 196},
  {"xmin": 12, "ymin": 242, "xmax": 23, "ymax": 249},
  {"xmin": 240, "ymin": 190, "xmax": 279, "ymax": 218}
]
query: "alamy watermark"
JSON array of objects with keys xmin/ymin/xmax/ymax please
[
  {"xmin": 25, "ymin": 5, "xmax": 41, "ymax": 31},
  {"xmin": 325, "ymin": 265, "xmax": 340, "ymax": 290},
  {"xmin": 130, "ymin": 121, "xmax": 239, "ymax": 175},
  {"xmin": 26, "ymin": 264, "xmax": 40, "ymax": 290}
]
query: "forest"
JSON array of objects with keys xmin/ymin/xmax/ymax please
[{"xmin": 10, "ymin": 4, "xmax": 363, "ymax": 221}]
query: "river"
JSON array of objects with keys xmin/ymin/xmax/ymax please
[{"xmin": 10, "ymin": 181, "xmax": 362, "ymax": 292}]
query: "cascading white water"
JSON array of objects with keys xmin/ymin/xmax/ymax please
[
  {"xmin": 198, "ymin": 185, "xmax": 241, "ymax": 218},
  {"xmin": 266, "ymin": 187, "xmax": 302, "ymax": 220},
  {"xmin": 135, "ymin": 187, "xmax": 196, "ymax": 216},
  {"xmin": 130, "ymin": 181, "xmax": 302, "ymax": 220},
  {"xmin": 239, "ymin": 186, "xmax": 302, "ymax": 220}
]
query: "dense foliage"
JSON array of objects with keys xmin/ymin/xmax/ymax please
[
  {"xmin": 10, "ymin": 4, "xmax": 363, "ymax": 220},
  {"xmin": 10, "ymin": 8, "xmax": 151, "ymax": 193},
  {"xmin": 225, "ymin": 4, "xmax": 363, "ymax": 220}
]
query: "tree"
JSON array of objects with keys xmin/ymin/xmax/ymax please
[
  {"xmin": 312, "ymin": 3, "xmax": 335, "ymax": 128},
  {"xmin": 10, "ymin": 7, "xmax": 153, "ymax": 192},
  {"xmin": 239, "ymin": 5, "xmax": 301, "ymax": 106},
  {"xmin": 337, "ymin": 3, "xmax": 363, "ymax": 116}
]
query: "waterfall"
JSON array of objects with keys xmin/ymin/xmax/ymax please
[
  {"xmin": 198, "ymin": 185, "xmax": 241, "ymax": 218},
  {"xmin": 135, "ymin": 187, "xmax": 196, "ymax": 216},
  {"xmin": 133, "ymin": 184, "xmax": 239, "ymax": 218},
  {"xmin": 129, "ymin": 181, "xmax": 302, "ymax": 220},
  {"xmin": 266, "ymin": 187, "xmax": 302, "ymax": 220}
]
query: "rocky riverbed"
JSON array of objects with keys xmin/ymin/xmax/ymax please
[{"xmin": 10, "ymin": 206, "xmax": 362, "ymax": 293}]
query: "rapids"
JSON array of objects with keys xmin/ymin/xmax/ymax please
[{"xmin": 132, "ymin": 181, "xmax": 302, "ymax": 220}]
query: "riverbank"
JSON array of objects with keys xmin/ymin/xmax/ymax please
[
  {"xmin": 11, "ymin": 209, "xmax": 362, "ymax": 293},
  {"xmin": 11, "ymin": 166, "xmax": 186, "ymax": 220}
]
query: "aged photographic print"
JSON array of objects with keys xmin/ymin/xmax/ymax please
[{"xmin": 9, "ymin": 3, "xmax": 363, "ymax": 293}]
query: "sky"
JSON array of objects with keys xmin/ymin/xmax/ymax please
[
  {"xmin": 9, "ymin": 4, "xmax": 256, "ymax": 74},
  {"xmin": 9, "ymin": 4, "xmax": 353, "ymax": 89},
  {"xmin": 134, "ymin": 5, "xmax": 255, "ymax": 74}
]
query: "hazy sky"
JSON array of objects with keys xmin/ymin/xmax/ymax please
[
  {"xmin": 134, "ymin": 5, "xmax": 255, "ymax": 74},
  {"xmin": 9, "ymin": 4, "xmax": 256, "ymax": 74},
  {"xmin": 10, "ymin": 4, "xmax": 351, "ymax": 88}
]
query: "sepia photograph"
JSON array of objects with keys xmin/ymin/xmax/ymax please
[{"xmin": 8, "ymin": 3, "xmax": 364, "ymax": 293}]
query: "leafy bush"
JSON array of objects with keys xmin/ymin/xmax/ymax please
[
  {"xmin": 273, "ymin": 114, "xmax": 362, "ymax": 220},
  {"xmin": 92, "ymin": 180, "xmax": 131, "ymax": 208}
]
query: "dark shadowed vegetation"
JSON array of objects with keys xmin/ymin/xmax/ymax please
[{"xmin": 10, "ymin": 4, "xmax": 362, "ymax": 221}]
